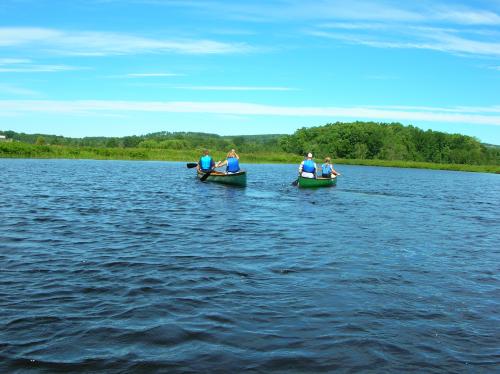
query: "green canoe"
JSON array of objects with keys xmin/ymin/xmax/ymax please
[
  {"xmin": 197, "ymin": 170, "xmax": 247, "ymax": 187},
  {"xmin": 297, "ymin": 176, "xmax": 337, "ymax": 188}
]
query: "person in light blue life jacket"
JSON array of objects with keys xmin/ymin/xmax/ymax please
[
  {"xmin": 197, "ymin": 149, "xmax": 215, "ymax": 172},
  {"xmin": 321, "ymin": 157, "xmax": 341, "ymax": 178},
  {"xmin": 299, "ymin": 152, "xmax": 317, "ymax": 178},
  {"xmin": 215, "ymin": 149, "xmax": 240, "ymax": 173}
]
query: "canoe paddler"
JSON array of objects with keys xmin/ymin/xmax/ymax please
[
  {"xmin": 215, "ymin": 149, "xmax": 240, "ymax": 174},
  {"xmin": 299, "ymin": 152, "xmax": 317, "ymax": 179},
  {"xmin": 321, "ymin": 157, "xmax": 341, "ymax": 178},
  {"xmin": 197, "ymin": 149, "xmax": 215, "ymax": 173}
]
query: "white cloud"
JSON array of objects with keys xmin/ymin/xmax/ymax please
[
  {"xmin": 124, "ymin": 1, "xmax": 500, "ymax": 26},
  {"xmin": 0, "ymin": 100, "xmax": 499, "ymax": 126},
  {"xmin": 0, "ymin": 84, "xmax": 41, "ymax": 97},
  {"xmin": 0, "ymin": 65, "xmax": 78, "ymax": 73},
  {"xmin": 427, "ymin": 30, "xmax": 500, "ymax": 56},
  {"xmin": 175, "ymin": 86, "xmax": 297, "ymax": 91},
  {"xmin": 319, "ymin": 22, "xmax": 388, "ymax": 30},
  {"xmin": 0, "ymin": 58, "xmax": 32, "ymax": 64},
  {"xmin": 126, "ymin": 73, "xmax": 182, "ymax": 77},
  {"xmin": 433, "ymin": 7, "xmax": 500, "ymax": 25},
  {"xmin": 149, "ymin": 0, "xmax": 425, "ymax": 23},
  {"xmin": 0, "ymin": 28, "xmax": 60, "ymax": 47},
  {"xmin": 308, "ymin": 25, "xmax": 500, "ymax": 57},
  {"xmin": 0, "ymin": 57, "xmax": 82, "ymax": 73},
  {"xmin": 0, "ymin": 27, "xmax": 254, "ymax": 56},
  {"xmin": 146, "ymin": 1, "xmax": 500, "ymax": 58}
]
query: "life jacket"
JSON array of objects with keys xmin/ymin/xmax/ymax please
[
  {"xmin": 227, "ymin": 157, "xmax": 240, "ymax": 173},
  {"xmin": 200, "ymin": 155, "xmax": 213, "ymax": 171},
  {"xmin": 322, "ymin": 163, "xmax": 332, "ymax": 175},
  {"xmin": 302, "ymin": 159, "xmax": 315, "ymax": 173}
]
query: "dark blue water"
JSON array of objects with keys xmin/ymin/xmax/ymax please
[{"xmin": 1, "ymin": 159, "xmax": 499, "ymax": 373}]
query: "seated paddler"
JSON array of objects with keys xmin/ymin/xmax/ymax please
[
  {"xmin": 215, "ymin": 149, "xmax": 240, "ymax": 174},
  {"xmin": 299, "ymin": 152, "xmax": 317, "ymax": 179},
  {"xmin": 197, "ymin": 149, "xmax": 215, "ymax": 173},
  {"xmin": 321, "ymin": 157, "xmax": 341, "ymax": 178}
]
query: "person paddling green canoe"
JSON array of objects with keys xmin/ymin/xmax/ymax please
[
  {"xmin": 299, "ymin": 152, "xmax": 317, "ymax": 179},
  {"xmin": 321, "ymin": 157, "xmax": 341, "ymax": 178},
  {"xmin": 197, "ymin": 149, "xmax": 215, "ymax": 173},
  {"xmin": 215, "ymin": 149, "xmax": 241, "ymax": 173}
]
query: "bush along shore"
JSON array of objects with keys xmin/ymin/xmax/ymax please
[
  {"xmin": 0, "ymin": 141, "xmax": 303, "ymax": 164},
  {"xmin": 1, "ymin": 141, "xmax": 499, "ymax": 173},
  {"xmin": 1, "ymin": 121, "xmax": 499, "ymax": 173}
]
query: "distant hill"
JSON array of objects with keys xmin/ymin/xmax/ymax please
[{"xmin": 483, "ymin": 143, "xmax": 500, "ymax": 149}]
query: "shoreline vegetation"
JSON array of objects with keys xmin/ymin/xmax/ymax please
[
  {"xmin": 1, "ymin": 141, "xmax": 498, "ymax": 173},
  {"xmin": 1, "ymin": 121, "xmax": 499, "ymax": 174}
]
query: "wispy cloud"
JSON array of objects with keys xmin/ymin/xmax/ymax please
[
  {"xmin": 120, "ymin": 1, "xmax": 500, "ymax": 26},
  {"xmin": 0, "ymin": 84, "xmax": 41, "ymax": 97},
  {"xmin": 0, "ymin": 65, "xmax": 78, "ymax": 73},
  {"xmin": 0, "ymin": 27, "xmax": 59, "ymax": 47},
  {"xmin": 175, "ymin": 86, "xmax": 297, "ymax": 91},
  {"xmin": 366, "ymin": 104, "xmax": 500, "ymax": 114},
  {"xmin": 126, "ymin": 73, "xmax": 182, "ymax": 77},
  {"xmin": 137, "ymin": 1, "xmax": 500, "ymax": 59},
  {"xmin": 318, "ymin": 22, "xmax": 387, "ymax": 30},
  {"xmin": 308, "ymin": 24, "xmax": 500, "ymax": 57},
  {"xmin": 0, "ymin": 27, "xmax": 254, "ymax": 56},
  {"xmin": 132, "ymin": 1, "xmax": 500, "ymax": 58},
  {"xmin": 0, "ymin": 58, "xmax": 32, "ymax": 64},
  {"xmin": 0, "ymin": 58, "xmax": 81, "ymax": 73},
  {"xmin": 297, "ymin": 2, "xmax": 500, "ymax": 58},
  {"xmin": 432, "ymin": 6, "xmax": 500, "ymax": 25},
  {"xmin": 130, "ymin": 0, "xmax": 425, "ymax": 23},
  {"xmin": 0, "ymin": 100, "xmax": 499, "ymax": 126}
]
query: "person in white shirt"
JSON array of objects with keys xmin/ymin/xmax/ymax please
[{"xmin": 298, "ymin": 152, "xmax": 317, "ymax": 178}]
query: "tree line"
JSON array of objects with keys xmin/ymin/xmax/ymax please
[
  {"xmin": 279, "ymin": 122, "xmax": 499, "ymax": 165},
  {"xmin": 0, "ymin": 130, "xmax": 283, "ymax": 154},
  {"xmin": 2, "ymin": 122, "xmax": 499, "ymax": 165}
]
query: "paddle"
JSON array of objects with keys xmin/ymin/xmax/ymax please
[
  {"xmin": 291, "ymin": 176, "xmax": 299, "ymax": 186},
  {"xmin": 199, "ymin": 159, "xmax": 223, "ymax": 181},
  {"xmin": 200, "ymin": 170, "xmax": 213, "ymax": 181},
  {"xmin": 186, "ymin": 162, "xmax": 198, "ymax": 168}
]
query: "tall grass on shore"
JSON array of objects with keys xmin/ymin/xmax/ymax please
[
  {"xmin": 1, "ymin": 141, "xmax": 498, "ymax": 173},
  {"xmin": 0, "ymin": 141, "xmax": 302, "ymax": 164},
  {"xmin": 332, "ymin": 158, "xmax": 500, "ymax": 173}
]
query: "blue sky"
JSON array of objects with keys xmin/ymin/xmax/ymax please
[{"xmin": 0, "ymin": 0, "xmax": 499, "ymax": 144}]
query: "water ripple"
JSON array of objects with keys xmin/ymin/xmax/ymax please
[{"xmin": 0, "ymin": 159, "xmax": 499, "ymax": 373}]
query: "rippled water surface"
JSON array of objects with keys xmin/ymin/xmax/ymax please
[{"xmin": 1, "ymin": 159, "xmax": 499, "ymax": 373}]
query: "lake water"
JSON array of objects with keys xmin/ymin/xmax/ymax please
[{"xmin": 1, "ymin": 159, "xmax": 499, "ymax": 373}]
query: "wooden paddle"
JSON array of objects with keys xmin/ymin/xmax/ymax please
[{"xmin": 186, "ymin": 162, "xmax": 198, "ymax": 168}]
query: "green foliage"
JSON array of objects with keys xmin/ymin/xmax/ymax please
[
  {"xmin": 1, "ymin": 122, "xmax": 499, "ymax": 172},
  {"xmin": 35, "ymin": 136, "xmax": 46, "ymax": 145},
  {"xmin": 0, "ymin": 141, "xmax": 300, "ymax": 165},
  {"xmin": 280, "ymin": 122, "xmax": 499, "ymax": 166},
  {"xmin": 0, "ymin": 129, "xmax": 285, "ymax": 154}
]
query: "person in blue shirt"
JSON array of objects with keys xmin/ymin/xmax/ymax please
[
  {"xmin": 299, "ymin": 152, "xmax": 317, "ymax": 178},
  {"xmin": 321, "ymin": 157, "xmax": 341, "ymax": 178},
  {"xmin": 215, "ymin": 149, "xmax": 240, "ymax": 173},
  {"xmin": 197, "ymin": 149, "xmax": 215, "ymax": 172}
]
